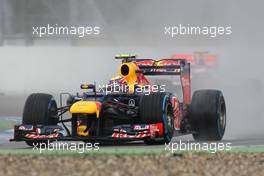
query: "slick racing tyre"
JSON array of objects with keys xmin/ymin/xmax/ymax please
[
  {"xmin": 140, "ymin": 92, "xmax": 174, "ymax": 144},
  {"xmin": 190, "ymin": 90, "xmax": 226, "ymax": 141},
  {"xmin": 23, "ymin": 93, "xmax": 58, "ymax": 125},
  {"xmin": 23, "ymin": 93, "xmax": 58, "ymax": 147}
]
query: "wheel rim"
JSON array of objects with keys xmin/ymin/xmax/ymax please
[
  {"xmin": 217, "ymin": 98, "xmax": 226, "ymax": 138},
  {"xmin": 219, "ymin": 101, "xmax": 226, "ymax": 130},
  {"xmin": 166, "ymin": 104, "xmax": 174, "ymax": 131},
  {"xmin": 162, "ymin": 96, "xmax": 174, "ymax": 142},
  {"xmin": 48, "ymin": 99, "xmax": 58, "ymax": 124}
]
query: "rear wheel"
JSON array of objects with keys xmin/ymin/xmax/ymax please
[
  {"xmin": 23, "ymin": 93, "xmax": 58, "ymax": 147},
  {"xmin": 190, "ymin": 90, "xmax": 226, "ymax": 141},
  {"xmin": 140, "ymin": 93, "xmax": 174, "ymax": 144}
]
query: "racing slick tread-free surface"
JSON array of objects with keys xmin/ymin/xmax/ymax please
[
  {"xmin": 22, "ymin": 93, "xmax": 58, "ymax": 125},
  {"xmin": 190, "ymin": 89, "xmax": 226, "ymax": 141},
  {"xmin": 139, "ymin": 92, "xmax": 167, "ymax": 124},
  {"xmin": 140, "ymin": 92, "xmax": 174, "ymax": 144}
]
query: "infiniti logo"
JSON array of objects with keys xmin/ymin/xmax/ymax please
[{"xmin": 128, "ymin": 99, "xmax": 135, "ymax": 107}]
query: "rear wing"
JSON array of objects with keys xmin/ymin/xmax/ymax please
[
  {"xmin": 135, "ymin": 59, "xmax": 191, "ymax": 104},
  {"xmin": 135, "ymin": 59, "xmax": 188, "ymax": 76}
]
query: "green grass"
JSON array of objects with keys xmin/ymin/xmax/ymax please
[
  {"xmin": 228, "ymin": 146, "xmax": 264, "ymax": 153},
  {"xmin": 0, "ymin": 144, "xmax": 264, "ymax": 156}
]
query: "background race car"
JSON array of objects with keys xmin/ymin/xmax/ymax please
[{"xmin": 173, "ymin": 51, "xmax": 218, "ymax": 74}]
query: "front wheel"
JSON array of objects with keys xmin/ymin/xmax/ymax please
[
  {"xmin": 140, "ymin": 93, "xmax": 174, "ymax": 144},
  {"xmin": 22, "ymin": 93, "xmax": 58, "ymax": 147}
]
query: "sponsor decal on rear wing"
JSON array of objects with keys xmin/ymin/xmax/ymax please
[
  {"xmin": 135, "ymin": 59, "xmax": 188, "ymax": 75},
  {"xmin": 137, "ymin": 65, "xmax": 181, "ymax": 75}
]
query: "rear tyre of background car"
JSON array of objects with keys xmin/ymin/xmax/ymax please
[
  {"xmin": 190, "ymin": 89, "xmax": 226, "ymax": 141},
  {"xmin": 23, "ymin": 93, "xmax": 58, "ymax": 147},
  {"xmin": 140, "ymin": 92, "xmax": 174, "ymax": 144}
]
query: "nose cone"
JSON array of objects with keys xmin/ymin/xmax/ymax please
[{"xmin": 70, "ymin": 101, "xmax": 101, "ymax": 118}]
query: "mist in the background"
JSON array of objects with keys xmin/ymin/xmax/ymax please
[{"xmin": 0, "ymin": 0, "xmax": 263, "ymax": 140}]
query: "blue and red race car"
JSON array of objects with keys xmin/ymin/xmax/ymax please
[{"xmin": 10, "ymin": 54, "xmax": 226, "ymax": 146}]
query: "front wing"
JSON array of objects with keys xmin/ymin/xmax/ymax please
[{"xmin": 10, "ymin": 123, "xmax": 165, "ymax": 143}]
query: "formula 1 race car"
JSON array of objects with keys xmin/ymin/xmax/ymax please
[
  {"xmin": 10, "ymin": 54, "xmax": 226, "ymax": 146},
  {"xmin": 172, "ymin": 51, "xmax": 218, "ymax": 74}
]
